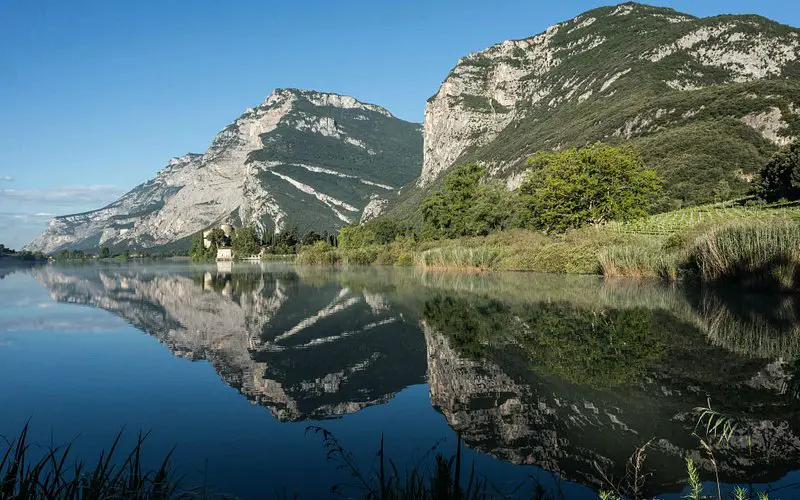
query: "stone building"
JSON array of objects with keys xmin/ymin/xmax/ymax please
[{"xmin": 216, "ymin": 247, "xmax": 233, "ymax": 261}]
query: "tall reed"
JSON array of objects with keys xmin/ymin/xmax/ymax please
[
  {"xmin": 691, "ymin": 219, "xmax": 800, "ymax": 290},
  {"xmin": 597, "ymin": 244, "xmax": 683, "ymax": 280},
  {"xmin": 307, "ymin": 426, "xmax": 490, "ymax": 500},
  {"xmin": 418, "ymin": 247, "xmax": 500, "ymax": 271}
]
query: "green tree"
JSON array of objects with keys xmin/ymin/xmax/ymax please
[
  {"xmin": 231, "ymin": 226, "xmax": 260, "ymax": 257},
  {"xmin": 339, "ymin": 224, "xmax": 375, "ymax": 248},
  {"xmin": 100, "ymin": 247, "xmax": 111, "ymax": 259},
  {"xmin": 517, "ymin": 143, "xmax": 664, "ymax": 233},
  {"xmin": 207, "ymin": 228, "xmax": 228, "ymax": 247},
  {"xmin": 712, "ymin": 179, "xmax": 731, "ymax": 202},
  {"xmin": 189, "ymin": 233, "xmax": 206, "ymax": 261},
  {"xmin": 421, "ymin": 164, "xmax": 490, "ymax": 239},
  {"xmin": 464, "ymin": 180, "xmax": 515, "ymax": 236},
  {"xmin": 189, "ymin": 231, "xmax": 221, "ymax": 261},
  {"xmin": 757, "ymin": 140, "xmax": 800, "ymax": 202},
  {"xmin": 301, "ymin": 231, "xmax": 321, "ymax": 246}
]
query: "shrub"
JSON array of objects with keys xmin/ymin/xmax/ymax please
[
  {"xmin": 297, "ymin": 241, "xmax": 340, "ymax": 265},
  {"xmin": 395, "ymin": 251, "xmax": 414, "ymax": 267},
  {"xmin": 340, "ymin": 218, "xmax": 414, "ymax": 248},
  {"xmin": 517, "ymin": 143, "xmax": 664, "ymax": 233},
  {"xmin": 374, "ymin": 248, "xmax": 396, "ymax": 266},
  {"xmin": 342, "ymin": 247, "xmax": 380, "ymax": 265},
  {"xmin": 757, "ymin": 140, "xmax": 800, "ymax": 202}
]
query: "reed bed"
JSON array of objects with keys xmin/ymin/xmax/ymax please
[
  {"xmin": 692, "ymin": 219, "xmax": 800, "ymax": 290},
  {"xmin": 418, "ymin": 247, "xmax": 500, "ymax": 271},
  {"xmin": 597, "ymin": 244, "xmax": 683, "ymax": 280}
]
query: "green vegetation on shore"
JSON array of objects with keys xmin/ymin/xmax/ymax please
[
  {"xmin": 0, "ymin": 244, "xmax": 47, "ymax": 262},
  {"xmin": 297, "ymin": 141, "xmax": 800, "ymax": 292},
  {"xmin": 300, "ymin": 199, "xmax": 800, "ymax": 290},
  {"xmin": 189, "ymin": 224, "xmax": 335, "ymax": 262},
  {"xmin": 52, "ymin": 248, "xmax": 183, "ymax": 262}
]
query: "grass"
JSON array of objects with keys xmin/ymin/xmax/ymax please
[
  {"xmin": 597, "ymin": 201, "xmax": 800, "ymax": 287},
  {"xmin": 260, "ymin": 253, "xmax": 298, "ymax": 262},
  {"xmin": 307, "ymin": 427, "xmax": 493, "ymax": 500},
  {"xmin": 692, "ymin": 220, "xmax": 800, "ymax": 290},
  {"xmin": 606, "ymin": 200, "xmax": 800, "ymax": 236},
  {"xmin": 297, "ymin": 201, "xmax": 800, "ymax": 292},
  {"xmin": 597, "ymin": 243, "xmax": 683, "ymax": 280},
  {"xmin": 418, "ymin": 247, "xmax": 500, "ymax": 271},
  {"xmin": 3, "ymin": 411, "xmax": 779, "ymax": 500},
  {"xmin": 0, "ymin": 424, "xmax": 181, "ymax": 499},
  {"xmin": 307, "ymin": 404, "xmax": 776, "ymax": 500}
]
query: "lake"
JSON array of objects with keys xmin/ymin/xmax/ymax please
[{"xmin": 1, "ymin": 262, "xmax": 799, "ymax": 499}]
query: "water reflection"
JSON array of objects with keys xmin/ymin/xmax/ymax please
[
  {"xmin": 20, "ymin": 263, "xmax": 800, "ymax": 497},
  {"xmin": 31, "ymin": 263, "xmax": 426, "ymax": 422},
  {"xmin": 422, "ymin": 291, "xmax": 800, "ymax": 496}
]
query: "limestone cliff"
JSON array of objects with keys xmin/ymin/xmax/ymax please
[
  {"xmin": 420, "ymin": 2, "xmax": 800, "ymax": 205},
  {"xmin": 26, "ymin": 89, "xmax": 422, "ymax": 254}
]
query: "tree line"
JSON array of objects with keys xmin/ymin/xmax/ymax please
[
  {"xmin": 0, "ymin": 244, "xmax": 47, "ymax": 261},
  {"xmin": 340, "ymin": 139, "xmax": 800, "ymax": 249},
  {"xmin": 342, "ymin": 143, "xmax": 665, "ymax": 246},
  {"xmin": 189, "ymin": 224, "xmax": 338, "ymax": 261}
]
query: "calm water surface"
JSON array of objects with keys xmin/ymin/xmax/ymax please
[{"xmin": 2, "ymin": 262, "xmax": 800, "ymax": 499}]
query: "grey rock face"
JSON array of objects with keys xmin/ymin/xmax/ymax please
[
  {"xmin": 26, "ymin": 89, "xmax": 422, "ymax": 254},
  {"xmin": 421, "ymin": 3, "xmax": 800, "ymax": 193}
]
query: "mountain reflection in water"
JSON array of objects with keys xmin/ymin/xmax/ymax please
[{"xmin": 22, "ymin": 263, "xmax": 800, "ymax": 497}]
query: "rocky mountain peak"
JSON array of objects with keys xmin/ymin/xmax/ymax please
[
  {"xmin": 25, "ymin": 89, "xmax": 421, "ymax": 254},
  {"xmin": 256, "ymin": 88, "xmax": 395, "ymax": 118},
  {"xmin": 418, "ymin": 3, "xmax": 800, "ymax": 208}
]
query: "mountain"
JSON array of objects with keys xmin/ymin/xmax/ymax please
[
  {"xmin": 25, "ymin": 4, "xmax": 800, "ymax": 252},
  {"xmin": 25, "ymin": 89, "xmax": 422, "ymax": 254},
  {"xmin": 400, "ymin": 2, "xmax": 800, "ymax": 214}
]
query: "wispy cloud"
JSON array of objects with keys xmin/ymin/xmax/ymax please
[
  {"xmin": 0, "ymin": 212, "xmax": 55, "ymax": 225},
  {"xmin": 0, "ymin": 185, "xmax": 123, "ymax": 206},
  {"xmin": 0, "ymin": 184, "xmax": 125, "ymax": 249},
  {"xmin": 0, "ymin": 176, "xmax": 13, "ymax": 182},
  {"xmin": 0, "ymin": 213, "xmax": 60, "ymax": 249}
]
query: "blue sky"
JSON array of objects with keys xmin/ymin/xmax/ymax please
[{"xmin": 1, "ymin": 0, "xmax": 799, "ymax": 249}]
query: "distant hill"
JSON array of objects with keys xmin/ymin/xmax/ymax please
[
  {"xmin": 25, "ymin": 89, "xmax": 422, "ymax": 254},
  {"xmin": 378, "ymin": 2, "xmax": 800, "ymax": 221}
]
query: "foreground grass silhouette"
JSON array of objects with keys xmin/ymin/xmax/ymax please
[
  {"xmin": 0, "ymin": 424, "xmax": 179, "ymax": 499},
  {"xmin": 1, "ymin": 410, "xmax": 780, "ymax": 499}
]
